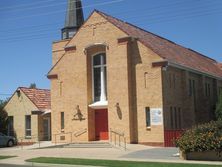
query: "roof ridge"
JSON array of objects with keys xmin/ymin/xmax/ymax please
[
  {"xmin": 187, "ymin": 48, "xmax": 216, "ymax": 62},
  {"xmin": 19, "ymin": 87, "xmax": 50, "ymax": 91},
  {"xmin": 96, "ymin": 10, "xmax": 218, "ymax": 64}
]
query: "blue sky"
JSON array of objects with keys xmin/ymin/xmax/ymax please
[{"xmin": 0, "ymin": 0, "xmax": 221, "ymax": 100}]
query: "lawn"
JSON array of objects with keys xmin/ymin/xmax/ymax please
[
  {"xmin": 0, "ymin": 156, "xmax": 16, "ymax": 160},
  {"xmin": 26, "ymin": 157, "xmax": 220, "ymax": 167}
]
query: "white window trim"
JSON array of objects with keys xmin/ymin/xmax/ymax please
[
  {"xmin": 25, "ymin": 115, "xmax": 31, "ymax": 138},
  {"xmin": 91, "ymin": 52, "xmax": 107, "ymax": 103}
]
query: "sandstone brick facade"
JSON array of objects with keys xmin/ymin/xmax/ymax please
[
  {"xmin": 4, "ymin": 90, "xmax": 39, "ymax": 142},
  {"xmin": 48, "ymin": 11, "xmax": 222, "ymax": 146}
]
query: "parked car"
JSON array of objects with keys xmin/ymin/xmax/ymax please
[{"xmin": 0, "ymin": 132, "xmax": 17, "ymax": 147}]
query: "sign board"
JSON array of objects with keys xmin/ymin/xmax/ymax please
[{"xmin": 150, "ymin": 108, "xmax": 163, "ymax": 125}]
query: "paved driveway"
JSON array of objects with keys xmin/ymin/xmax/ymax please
[{"xmin": 0, "ymin": 144, "xmax": 221, "ymax": 166}]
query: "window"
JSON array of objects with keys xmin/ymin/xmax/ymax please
[
  {"xmin": 178, "ymin": 108, "xmax": 182, "ymax": 129},
  {"xmin": 8, "ymin": 116, "xmax": 14, "ymax": 136},
  {"xmin": 169, "ymin": 73, "xmax": 172, "ymax": 88},
  {"xmin": 59, "ymin": 81, "xmax": 63, "ymax": 96},
  {"xmin": 189, "ymin": 79, "xmax": 195, "ymax": 96},
  {"xmin": 170, "ymin": 107, "xmax": 174, "ymax": 129},
  {"xmin": 92, "ymin": 53, "xmax": 107, "ymax": 102},
  {"xmin": 174, "ymin": 107, "xmax": 177, "ymax": 129},
  {"xmin": 219, "ymin": 87, "xmax": 222, "ymax": 96},
  {"xmin": 145, "ymin": 107, "xmax": 151, "ymax": 127},
  {"xmin": 205, "ymin": 83, "xmax": 211, "ymax": 97},
  {"xmin": 168, "ymin": 73, "xmax": 176, "ymax": 89},
  {"xmin": 61, "ymin": 112, "xmax": 64, "ymax": 130},
  {"xmin": 25, "ymin": 115, "xmax": 31, "ymax": 137},
  {"xmin": 144, "ymin": 72, "xmax": 148, "ymax": 88},
  {"xmin": 173, "ymin": 74, "xmax": 176, "ymax": 89},
  {"xmin": 170, "ymin": 106, "xmax": 182, "ymax": 130}
]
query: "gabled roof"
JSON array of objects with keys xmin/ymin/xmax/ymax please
[
  {"xmin": 96, "ymin": 10, "xmax": 222, "ymax": 78},
  {"xmin": 217, "ymin": 63, "xmax": 222, "ymax": 70},
  {"xmin": 19, "ymin": 87, "xmax": 51, "ymax": 110}
]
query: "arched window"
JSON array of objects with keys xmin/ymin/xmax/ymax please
[{"xmin": 93, "ymin": 53, "xmax": 107, "ymax": 102}]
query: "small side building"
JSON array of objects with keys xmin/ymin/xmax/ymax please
[{"xmin": 4, "ymin": 87, "xmax": 51, "ymax": 142}]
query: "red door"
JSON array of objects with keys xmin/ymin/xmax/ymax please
[{"xmin": 95, "ymin": 109, "xmax": 108, "ymax": 140}]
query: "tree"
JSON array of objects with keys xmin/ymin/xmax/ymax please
[
  {"xmin": 29, "ymin": 83, "xmax": 37, "ymax": 89},
  {"xmin": 0, "ymin": 99, "xmax": 8, "ymax": 134},
  {"xmin": 215, "ymin": 93, "xmax": 222, "ymax": 121}
]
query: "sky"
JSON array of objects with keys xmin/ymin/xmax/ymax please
[{"xmin": 0, "ymin": 0, "xmax": 221, "ymax": 100}]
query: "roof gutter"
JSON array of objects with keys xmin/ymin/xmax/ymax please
[{"xmin": 152, "ymin": 60, "xmax": 222, "ymax": 81}]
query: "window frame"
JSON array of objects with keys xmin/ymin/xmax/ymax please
[
  {"xmin": 61, "ymin": 112, "xmax": 65, "ymax": 130},
  {"xmin": 91, "ymin": 52, "xmax": 107, "ymax": 102},
  {"xmin": 25, "ymin": 115, "xmax": 31, "ymax": 138},
  {"xmin": 145, "ymin": 107, "xmax": 151, "ymax": 128}
]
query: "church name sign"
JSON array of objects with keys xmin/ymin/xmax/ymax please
[{"xmin": 150, "ymin": 108, "xmax": 163, "ymax": 125}]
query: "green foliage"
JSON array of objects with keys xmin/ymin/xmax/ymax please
[
  {"xmin": 175, "ymin": 121, "xmax": 222, "ymax": 153},
  {"xmin": 0, "ymin": 99, "xmax": 8, "ymax": 134},
  {"xmin": 216, "ymin": 93, "xmax": 222, "ymax": 121},
  {"xmin": 29, "ymin": 83, "xmax": 37, "ymax": 89},
  {"xmin": 0, "ymin": 156, "xmax": 16, "ymax": 160}
]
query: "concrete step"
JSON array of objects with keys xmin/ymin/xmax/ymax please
[{"xmin": 63, "ymin": 142, "xmax": 112, "ymax": 148}]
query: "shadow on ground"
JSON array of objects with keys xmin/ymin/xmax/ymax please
[{"xmin": 121, "ymin": 147, "xmax": 180, "ymax": 160}]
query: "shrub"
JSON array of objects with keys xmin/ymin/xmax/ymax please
[
  {"xmin": 0, "ymin": 100, "xmax": 8, "ymax": 134},
  {"xmin": 175, "ymin": 121, "xmax": 222, "ymax": 153}
]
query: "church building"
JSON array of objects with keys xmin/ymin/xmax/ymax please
[{"xmin": 48, "ymin": 0, "xmax": 222, "ymax": 146}]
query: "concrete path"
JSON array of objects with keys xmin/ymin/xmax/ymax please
[{"xmin": 0, "ymin": 143, "xmax": 222, "ymax": 166}]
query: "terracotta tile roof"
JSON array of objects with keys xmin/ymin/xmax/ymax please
[
  {"xmin": 217, "ymin": 63, "xmax": 222, "ymax": 70},
  {"xmin": 19, "ymin": 87, "xmax": 51, "ymax": 110},
  {"xmin": 96, "ymin": 10, "xmax": 222, "ymax": 78}
]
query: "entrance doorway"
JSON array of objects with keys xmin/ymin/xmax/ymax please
[
  {"xmin": 43, "ymin": 117, "xmax": 51, "ymax": 141},
  {"xmin": 95, "ymin": 109, "xmax": 108, "ymax": 140}
]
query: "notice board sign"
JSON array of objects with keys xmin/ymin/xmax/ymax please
[{"xmin": 151, "ymin": 108, "xmax": 163, "ymax": 125}]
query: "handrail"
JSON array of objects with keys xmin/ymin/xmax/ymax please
[
  {"xmin": 109, "ymin": 128, "xmax": 126, "ymax": 151},
  {"xmin": 17, "ymin": 132, "xmax": 52, "ymax": 150},
  {"xmin": 74, "ymin": 128, "xmax": 87, "ymax": 137},
  {"xmin": 54, "ymin": 128, "xmax": 88, "ymax": 145}
]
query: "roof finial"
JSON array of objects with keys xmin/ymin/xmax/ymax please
[{"xmin": 61, "ymin": 0, "xmax": 84, "ymax": 40}]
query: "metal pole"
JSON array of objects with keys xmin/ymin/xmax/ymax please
[
  {"xmin": 21, "ymin": 139, "xmax": 23, "ymax": 150},
  {"xmin": 110, "ymin": 129, "xmax": 112, "ymax": 143},
  {"xmin": 38, "ymin": 136, "xmax": 40, "ymax": 148},
  {"xmin": 114, "ymin": 133, "xmax": 116, "ymax": 146},
  {"xmin": 124, "ymin": 137, "xmax": 126, "ymax": 151}
]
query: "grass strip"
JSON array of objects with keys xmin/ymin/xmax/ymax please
[
  {"xmin": 26, "ymin": 157, "xmax": 219, "ymax": 167},
  {"xmin": 0, "ymin": 156, "xmax": 16, "ymax": 160}
]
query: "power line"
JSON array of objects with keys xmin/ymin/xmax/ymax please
[
  {"xmin": 0, "ymin": 0, "xmax": 218, "ymax": 33},
  {"xmin": 0, "ymin": 94, "xmax": 12, "ymax": 96},
  {"xmin": 1, "ymin": 0, "xmax": 125, "ymax": 22},
  {"xmin": 121, "ymin": 0, "xmax": 221, "ymax": 21},
  {"xmin": 0, "ymin": 0, "xmax": 209, "ymax": 33},
  {"xmin": 0, "ymin": 0, "xmax": 185, "ymax": 33},
  {"xmin": 0, "ymin": 0, "xmax": 62, "ymax": 11},
  {"xmin": 0, "ymin": 21, "xmax": 62, "ymax": 33},
  {"xmin": 1, "ymin": 0, "xmax": 221, "ymax": 42},
  {"xmin": 132, "ymin": 6, "xmax": 222, "ymax": 25},
  {"xmin": 2, "ymin": 31, "xmax": 57, "ymax": 41},
  {"xmin": 1, "ymin": 6, "xmax": 221, "ymax": 41},
  {"xmin": 1, "ymin": 1, "xmax": 67, "ymax": 13}
]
